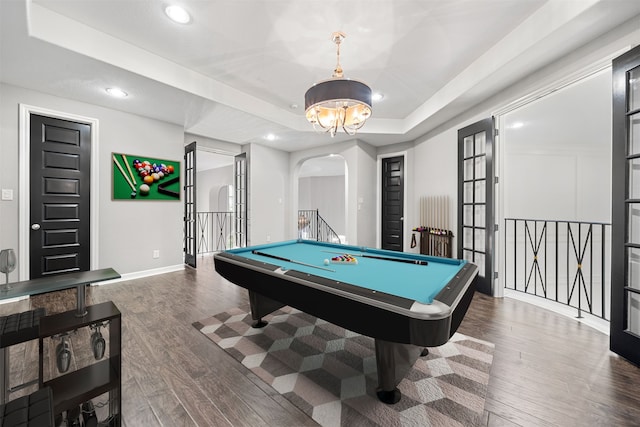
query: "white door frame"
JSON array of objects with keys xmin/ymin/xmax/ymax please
[{"xmin": 18, "ymin": 104, "xmax": 100, "ymax": 280}]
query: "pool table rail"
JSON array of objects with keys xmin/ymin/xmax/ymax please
[{"xmin": 214, "ymin": 250, "xmax": 477, "ymax": 347}]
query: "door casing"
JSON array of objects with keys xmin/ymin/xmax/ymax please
[{"xmin": 19, "ymin": 104, "xmax": 99, "ymax": 280}]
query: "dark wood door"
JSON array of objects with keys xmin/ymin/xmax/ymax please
[
  {"xmin": 184, "ymin": 142, "xmax": 197, "ymax": 268},
  {"xmin": 30, "ymin": 114, "xmax": 91, "ymax": 278},
  {"xmin": 381, "ymin": 156, "xmax": 404, "ymax": 251},
  {"xmin": 611, "ymin": 45, "xmax": 640, "ymax": 366},
  {"xmin": 458, "ymin": 118, "xmax": 494, "ymax": 295}
]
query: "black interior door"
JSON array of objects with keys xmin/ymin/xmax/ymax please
[
  {"xmin": 29, "ymin": 114, "xmax": 91, "ymax": 278},
  {"xmin": 381, "ymin": 156, "xmax": 404, "ymax": 251},
  {"xmin": 611, "ymin": 45, "xmax": 640, "ymax": 365},
  {"xmin": 184, "ymin": 142, "xmax": 197, "ymax": 268},
  {"xmin": 458, "ymin": 118, "xmax": 494, "ymax": 295}
]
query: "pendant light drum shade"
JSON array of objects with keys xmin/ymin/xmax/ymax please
[
  {"xmin": 304, "ymin": 32, "xmax": 372, "ymax": 137},
  {"xmin": 305, "ymin": 79, "xmax": 372, "ymax": 136}
]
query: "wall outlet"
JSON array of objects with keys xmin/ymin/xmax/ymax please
[
  {"xmin": 266, "ymin": 235, "xmax": 271, "ymax": 242},
  {"xmin": 152, "ymin": 249, "xmax": 160, "ymax": 259},
  {"xmin": 1, "ymin": 189, "xmax": 13, "ymax": 201}
]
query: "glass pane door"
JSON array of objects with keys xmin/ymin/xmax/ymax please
[
  {"xmin": 234, "ymin": 153, "xmax": 248, "ymax": 248},
  {"xmin": 184, "ymin": 142, "xmax": 196, "ymax": 268},
  {"xmin": 611, "ymin": 46, "xmax": 640, "ymax": 365},
  {"xmin": 458, "ymin": 118, "xmax": 494, "ymax": 295}
]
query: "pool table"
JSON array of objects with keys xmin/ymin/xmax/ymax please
[{"xmin": 214, "ymin": 239, "xmax": 477, "ymax": 404}]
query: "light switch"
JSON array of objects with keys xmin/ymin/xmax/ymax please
[{"xmin": 1, "ymin": 189, "xmax": 13, "ymax": 201}]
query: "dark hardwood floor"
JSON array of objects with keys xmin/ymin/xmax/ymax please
[{"xmin": 3, "ymin": 257, "xmax": 640, "ymax": 426}]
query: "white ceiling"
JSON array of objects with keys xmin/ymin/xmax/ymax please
[{"xmin": 2, "ymin": 0, "xmax": 640, "ymax": 153}]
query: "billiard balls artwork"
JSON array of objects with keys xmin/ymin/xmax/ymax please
[
  {"xmin": 114, "ymin": 154, "xmax": 180, "ymax": 199},
  {"xmin": 118, "ymin": 156, "xmax": 178, "ymax": 199}
]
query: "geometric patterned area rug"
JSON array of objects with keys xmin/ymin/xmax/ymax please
[{"xmin": 194, "ymin": 306, "xmax": 494, "ymax": 427}]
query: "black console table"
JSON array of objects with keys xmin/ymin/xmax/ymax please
[
  {"xmin": 0, "ymin": 268, "xmax": 120, "ymax": 316},
  {"xmin": 38, "ymin": 301, "xmax": 121, "ymax": 424},
  {"xmin": 0, "ymin": 268, "xmax": 122, "ymax": 425}
]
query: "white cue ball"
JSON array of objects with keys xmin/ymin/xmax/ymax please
[
  {"xmin": 324, "ymin": 259, "xmax": 329, "ymax": 265},
  {"xmin": 139, "ymin": 184, "xmax": 150, "ymax": 195}
]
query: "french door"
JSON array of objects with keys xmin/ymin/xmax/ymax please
[
  {"xmin": 234, "ymin": 153, "xmax": 248, "ymax": 248},
  {"xmin": 458, "ymin": 118, "xmax": 495, "ymax": 295},
  {"xmin": 611, "ymin": 45, "xmax": 640, "ymax": 365},
  {"xmin": 184, "ymin": 142, "xmax": 196, "ymax": 268}
]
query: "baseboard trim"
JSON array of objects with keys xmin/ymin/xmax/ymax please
[
  {"xmin": 91, "ymin": 264, "xmax": 185, "ymax": 286},
  {"xmin": 504, "ymin": 288, "xmax": 609, "ymax": 335},
  {"xmin": 0, "ymin": 296, "xmax": 29, "ymax": 305}
]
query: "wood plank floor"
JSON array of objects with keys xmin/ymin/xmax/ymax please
[{"xmin": 3, "ymin": 257, "xmax": 640, "ymax": 426}]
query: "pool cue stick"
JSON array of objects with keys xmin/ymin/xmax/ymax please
[
  {"xmin": 113, "ymin": 154, "xmax": 136, "ymax": 193},
  {"xmin": 122, "ymin": 154, "xmax": 137, "ymax": 185},
  {"xmin": 252, "ymin": 250, "xmax": 335, "ymax": 272},
  {"xmin": 321, "ymin": 250, "xmax": 428, "ymax": 266}
]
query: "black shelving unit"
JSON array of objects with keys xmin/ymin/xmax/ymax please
[{"xmin": 38, "ymin": 301, "xmax": 121, "ymax": 425}]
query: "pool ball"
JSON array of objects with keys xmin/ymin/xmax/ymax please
[
  {"xmin": 143, "ymin": 175, "xmax": 154, "ymax": 185},
  {"xmin": 152, "ymin": 173, "xmax": 160, "ymax": 181},
  {"xmin": 324, "ymin": 259, "xmax": 329, "ymax": 266},
  {"xmin": 167, "ymin": 165, "xmax": 175, "ymax": 173},
  {"xmin": 139, "ymin": 184, "xmax": 150, "ymax": 195},
  {"xmin": 157, "ymin": 171, "xmax": 164, "ymax": 179}
]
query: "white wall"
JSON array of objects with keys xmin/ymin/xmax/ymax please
[
  {"xmin": 0, "ymin": 83, "xmax": 184, "ymax": 278},
  {"xmin": 290, "ymin": 140, "xmax": 378, "ymax": 247},
  {"xmin": 247, "ymin": 143, "xmax": 289, "ymax": 245},
  {"xmin": 502, "ymin": 69, "xmax": 612, "ymax": 222},
  {"xmin": 298, "ymin": 175, "xmax": 345, "ymax": 236},
  {"xmin": 196, "ymin": 165, "xmax": 233, "ymax": 212}
]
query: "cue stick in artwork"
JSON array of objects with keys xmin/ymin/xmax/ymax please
[
  {"xmin": 122, "ymin": 154, "xmax": 137, "ymax": 185},
  {"xmin": 252, "ymin": 250, "xmax": 335, "ymax": 272},
  {"xmin": 113, "ymin": 154, "xmax": 137, "ymax": 196},
  {"xmin": 322, "ymin": 250, "xmax": 428, "ymax": 265}
]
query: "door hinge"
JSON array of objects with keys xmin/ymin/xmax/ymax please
[
  {"xmin": 494, "ymin": 128, "xmax": 499, "ymax": 136},
  {"xmin": 494, "ymin": 224, "xmax": 499, "ymax": 232},
  {"xmin": 494, "ymin": 271, "xmax": 499, "ymax": 279},
  {"xmin": 495, "ymin": 176, "xmax": 499, "ymax": 184}
]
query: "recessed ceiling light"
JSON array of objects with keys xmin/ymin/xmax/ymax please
[
  {"xmin": 165, "ymin": 5, "xmax": 191, "ymax": 24},
  {"xmin": 372, "ymin": 92, "xmax": 384, "ymax": 102},
  {"xmin": 105, "ymin": 87, "xmax": 128, "ymax": 98},
  {"xmin": 265, "ymin": 134, "xmax": 276, "ymax": 141}
]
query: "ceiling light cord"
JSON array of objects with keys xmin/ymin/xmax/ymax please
[{"xmin": 332, "ymin": 32, "xmax": 345, "ymax": 79}]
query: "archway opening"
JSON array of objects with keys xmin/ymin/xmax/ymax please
[{"xmin": 297, "ymin": 155, "xmax": 347, "ymax": 243}]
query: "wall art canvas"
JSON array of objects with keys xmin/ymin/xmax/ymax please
[{"xmin": 112, "ymin": 152, "xmax": 181, "ymax": 200}]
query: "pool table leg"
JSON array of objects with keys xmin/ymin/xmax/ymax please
[
  {"xmin": 374, "ymin": 339, "xmax": 424, "ymax": 404},
  {"xmin": 248, "ymin": 290, "xmax": 285, "ymax": 328}
]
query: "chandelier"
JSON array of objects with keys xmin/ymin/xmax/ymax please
[{"xmin": 304, "ymin": 32, "xmax": 372, "ymax": 137}]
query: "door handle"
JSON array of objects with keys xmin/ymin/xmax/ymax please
[{"xmin": 31, "ymin": 223, "xmax": 41, "ymax": 230}]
